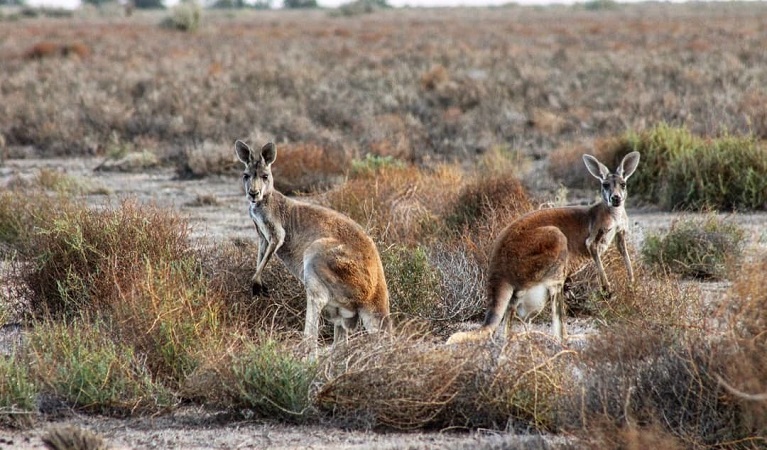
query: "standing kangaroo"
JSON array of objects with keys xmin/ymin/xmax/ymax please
[
  {"xmin": 235, "ymin": 141, "xmax": 391, "ymax": 351},
  {"xmin": 447, "ymin": 151, "xmax": 640, "ymax": 344}
]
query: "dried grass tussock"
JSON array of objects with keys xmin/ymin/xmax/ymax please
[{"xmin": 317, "ymin": 328, "xmax": 574, "ymax": 431}]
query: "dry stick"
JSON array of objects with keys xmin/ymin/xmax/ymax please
[{"xmin": 716, "ymin": 375, "xmax": 767, "ymax": 402}]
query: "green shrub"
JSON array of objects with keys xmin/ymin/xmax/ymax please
[
  {"xmin": 350, "ymin": 154, "xmax": 404, "ymax": 177},
  {"xmin": 162, "ymin": 1, "xmax": 201, "ymax": 32},
  {"xmin": 381, "ymin": 245, "xmax": 441, "ymax": 322},
  {"xmin": 641, "ymin": 215, "xmax": 745, "ymax": 280},
  {"xmin": 110, "ymin": 257, "xmax": 225, "ymax": 387},
  {"xmin": 618, "ymin": 124, "xmax": 767, "ymax": 211},
  {"xmin": 226, "ymin": 339, "xmax": 317, "ymax": 423},
  {"xmin": 29, "ymin": 321, "xmax": 176, "ymax": 415},
  {"xmin": 0, "ymin": 353, "xmax": 37, "ymax": 427}
]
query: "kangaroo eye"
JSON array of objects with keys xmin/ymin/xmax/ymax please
[
  {"xmin": 242, "ymin": 174, "xmax": 250, "ymax": 181},
  {"xmin": 261, "ymin": 174, "xmax": 269, "ymax": 181},
  {"xmin": 620, "ymin": 182, "xmax": 627, "ymax": 188},
  {"xmin": 602, "ymin": 182, "xmax": 610, "ymax": 189}
]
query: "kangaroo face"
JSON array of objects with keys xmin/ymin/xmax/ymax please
[
  {"xmin": 235, "ymin": 141, "xmax": 277, "ymax": 204},
  {"xmin": 600, "ymin": 174, "xmax": 628, "ymax": 207},
  {"xmin": 583, "ymin": 152, "xmax": 640, "ymax": 209}
]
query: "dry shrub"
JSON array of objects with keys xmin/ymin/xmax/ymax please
[
  {"xmin": 178, "ymin": 141, "xmax": 238, "ymax": 178},
  {"xmin": 554, "ymin": 248, "xmax": 624, "ymax": 318},
  {"xmin": 203, "ymin": 239, "xmax": 310, "ymax": 337},
  {"xmin": 530, "ymin": 108, "xmax": 570, "ymax": 135},
  {"xmin": 19, "ymin": 199, "xmax": 191, "ymax": 319},
  {"xmin": 108, "ymin": 257, "xmax": 226, "ymax": 387},
  {"xmin": 24, "ymin": 42, "xmax": 90, "ymax": 59},
  {"xmin": 427, "ymin": 240, "xmax": 486, "ymax": 329},
  {"xmin": 446, "ymin": 174, "xmax": 533, "ymax": 233},
  {"xmin": 42, "ymin": 425, "xmax": 109, "ymax": 450},
  {"xmin": 270, "ymin": 142, "xmax": 347, "ymax": 194},
  {"xmin": 583, "ymin": 262, "xmax": 701, "ymax": 330},
  {"xmin": 561, "ymin": 328, "xmax": 755, "ymax": 448},
  {"xmin": 641, "ymin": 215, "xmax": 746, "ymax": 281},
  {"xmin": 717, "ymin": 255, "xmax": 767, "ymax": 439},
  {"xmin": 316, "ymin": 330, "xmax": 572, "ymax": 431},
  {"xmin": 325, "ymin": 164, "xmax": 462, "ymax": 244}
]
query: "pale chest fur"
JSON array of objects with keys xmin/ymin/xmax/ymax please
[
  {"xmin": 585, "ymin": 208, "xmax": 628, "ymax": 256},
  {"xmin": 249, "ymin": 202, "xmax": 283, "ymax": 243}
]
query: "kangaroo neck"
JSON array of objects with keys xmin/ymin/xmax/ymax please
[{"xmin": 251, "ymin": 190, "xmax": 288, "ymax": 215}]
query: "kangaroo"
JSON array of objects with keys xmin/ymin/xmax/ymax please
[
  {"xmin": 447, "ymin": 151, "xmax": 640, "ymax": 344},
  {"xmin": 235, "ymin": 141, "xmax": 391, "ymax": 352}
]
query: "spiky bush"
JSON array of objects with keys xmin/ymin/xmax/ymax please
[{"xmin": 642, "ymin": 215, "xmax": 745, "ymax": 280}]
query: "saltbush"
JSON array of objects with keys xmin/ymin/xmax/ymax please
[{"xmin": 641, "ymin": 215, "xmax": 745, "ymax": 280}]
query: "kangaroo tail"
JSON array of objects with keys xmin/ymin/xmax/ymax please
[{"xmin": 446, "ymin": 281, "xmax": 513, "ymax": 345}]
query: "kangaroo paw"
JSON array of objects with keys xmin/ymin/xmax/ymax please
[{"xmin": 252, "ymin": 282, "xmax": 271, "ymax": 297}]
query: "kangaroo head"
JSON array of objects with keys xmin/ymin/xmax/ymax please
[
  {"xmin": 235, "ymin": 140, "xmax": 277, "ymax": 204},
  {"xmin": 583, "ymin": 151, "xmax": 640, "ymax": 208}
]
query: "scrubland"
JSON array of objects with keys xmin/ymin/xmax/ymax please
[{"xmin": 1, "ymin": 2, "xmax": 766, "ymax": 449}]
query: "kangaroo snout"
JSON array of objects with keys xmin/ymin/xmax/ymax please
[{"xmin": 610, "ymin": 194, "xmax": 623, "ymax": 206}]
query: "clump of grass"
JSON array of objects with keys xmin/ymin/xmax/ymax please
[
  {"xmin": 0, "ymin": 353, "xmax": 38, "ymax": 428},
  {"xmin": 641, "ymin": 215, "xmax": 745, "ymax": 280},
  {"xmin": 29, "ymin": 320, "xmax": 177, "ymax": 416}
]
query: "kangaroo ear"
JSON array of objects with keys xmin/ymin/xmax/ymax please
[
  {"xmin": 235, "ymin": 140, "xmax": 252, "ymax": 165},
  {"xmin": 261, "ymin": 142, "xmax": 276, "ymax": 165},
  {"xmin": 583, "ymin": 154, "xmax": 610, "ymax": 180},
  {"xmin": 617, "ymin": 151, "xmax": 640, "ymax": 180}
]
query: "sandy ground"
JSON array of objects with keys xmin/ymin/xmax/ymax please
[{"xmin": 1, "ymin": 156, "xmax": 765, "ymax": 449}]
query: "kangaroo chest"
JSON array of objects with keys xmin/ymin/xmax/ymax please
[{"xmin": 586, "ymin": 212, "xmax": 626, "ymax": 255}]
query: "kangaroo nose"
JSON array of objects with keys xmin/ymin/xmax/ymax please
[
  {"xmin": 249, "ymin": 189, "xmax": 259, "ymax": 197},
  {"xmin": 610, "ymin": 194, "xmax": 622, "ymax": 204}
]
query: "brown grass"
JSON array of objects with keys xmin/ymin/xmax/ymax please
[{"xmin": 317, "ymin": 329, "xmax": 572, "ymax": 431}]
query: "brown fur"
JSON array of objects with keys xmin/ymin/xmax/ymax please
[
  {"xmin": 236, "ymin": 141, "xmax": 390, "ymax": 352},
  {"xmin": 447, "ymin": 152, "xmax": 640, "ymax": 344}
]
